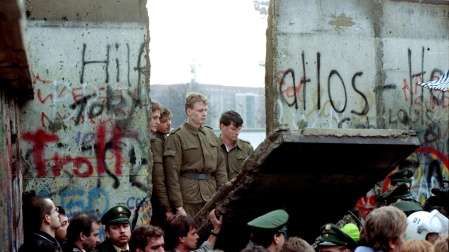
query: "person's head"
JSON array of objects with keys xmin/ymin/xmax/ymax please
[
  {"xmin": 55, "ymin": 206, "xmax": 68, "ymax": 241},
  {"xmin": 219, "ymin": 110, "xmax": 243, "ymax": 142},
  {"xmin": 185, "ymin": 92, "xmax": 208, "ymax": 128},
  {"xmin": 66, "ymin": 213, "xmax": 101, "ymax": 251},
  {"xmin": 280, "ymin": 237, "xmax": 314, "ymax": 252},
  {"xmin": 432, "ymin": 236, "xmax": 448, "ymax": 252},
  {"xmin": 25, "ymin": 196, "xmax": 61, "ymax": 233},
  {"xmin": 399, "ymin": 239, "xmax": 432, "ymax": 252},
  {"xmin": 359, "ymin": 206, "xmax": 407, "ymax": 252},
  {"xmin": 388, "ymin": 169, "xmax": 414, "ymax": 189},
  {"xmin": 101, "ymin": 205, "xmax": 132, "ymax": 249},
  {"xmin": 157, "ymin": 106, "xmax": 172, "ymax": 134},
  {"xmin": 151, "ymin": 100, "xmax": 161, "ymax": 133},
  {"xmin": 164, "ymin": 215, "xmax": 198, "ymax": 251},
  {"xmin": 130, "ymin": 225, "xmax": 165, "ymax": 252},
  {"xmin": 317, "ymin": 224, "xmax": 358, "ymax": 252},
  {"xmin": 248, "ymin": 210, "xmax": 289, "ymax": 252}
]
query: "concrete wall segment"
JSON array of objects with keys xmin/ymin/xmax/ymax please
[
  {"xmin": 21, "ymin": 0, "xmax": 152, "ymax": 228},
  {"xmin": 266, "ymin": 0, "xmax": 449, "ymax": 215}
]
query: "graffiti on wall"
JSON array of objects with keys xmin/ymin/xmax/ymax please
[
  {"xmin": 276, "ymin": 47, "xmax": 449, "ymax": 216},
  {"xmin": 22, "ymin": 40, "xmax": 152, "ymax": 226}
]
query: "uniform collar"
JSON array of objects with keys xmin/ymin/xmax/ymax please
[
  {"xmin": 218, "ymin": 134, "xmax": 240, "ymax": 150},
  {"xmin": 155, "ymin": 131, "xmax": 166, "ymax": 141},
  {"xmin": 183, "ymin": 121, "xmax": 205, "ymax": 135}
]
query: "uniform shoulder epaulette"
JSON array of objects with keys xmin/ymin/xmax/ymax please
[
  {"xmin": 170, "ymin": 126, "xmax": 182, "ymax": 134},
  {"xmin": 240, "ymin": 138, "xmax": 252, "ymax": 145}
]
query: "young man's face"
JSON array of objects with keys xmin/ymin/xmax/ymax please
[
  {"xmin": 82, "ymin": 222, "xmax": 101, "ymax": 251},
  {"xmin": 151, "ymin": 109, "xmax": 161, "ymax": 133},
  {"xmin": 187, "ymin": 102, "xmax": 207, "ymax": 128},
  {"xmin": 157, "ymin": 115, "xmax": 171, "ymax": 134},
  {"xmin": 220, "ymin": 121, "xmax": 241, "ymax": 143},
  {"xmin": 141, "ymin": 236, "xmax": 165, "ymax": 252},
  {"xmin": 183, "ymin": 227, "xmax": 199, "ymax": 250},
  {"xmin": 55, "ymin": 214, "xmax": 68, "ymax": 241},
  {"xmin": 106, "ymin": 223, "xmax": 132, "ymax": 249}
]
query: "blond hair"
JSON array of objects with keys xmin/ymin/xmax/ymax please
[
  {"xmin": 185, "ymin": 92, "xmax": 208, "ymax": 113},
  {"xmin": 400, "ymin": 239, "xmax": 432, "ymax": 252},
  {"xmin": 432, "ymin": 236, "xmax": 448, "ymax": 252},
  {"xmin": 151, "ymin": 100, "xmax": 161, "ymax": 113}
]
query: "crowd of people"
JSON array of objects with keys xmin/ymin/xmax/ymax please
[{"xmin": 19, "ymin": 92, "xmax": 449, "ymax": 252}]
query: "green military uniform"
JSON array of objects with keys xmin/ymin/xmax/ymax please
[
  {"xmin": 389, "ymin": 168, "xmax": 414, "ymax": 186},
  {"xmin": 393, "ymin": 201, "xmax": 424, "ymax": 216},
  {"xmin": 217, "ymin": 135, "xmax": 253, "ymax": 180},
  {"xmin": 164, "ymin": 122, "xmax": 228, "ymax": 216},
  {"xmin": 318, "ymin": 223, "xmax": 358, "ymax": 249},
  {"xmin": 96, "ymin": 205, "xmax": 131, "ymax": 252},
  {"xmin": 246, "ymin": 209, "xmax": 289, "ymax": 250},
  {"xmin": 150, "ymin": 132, "xmax": 172, "ymax": 226}
]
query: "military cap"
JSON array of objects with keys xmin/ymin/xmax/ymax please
[
  {"xmin": 318, "ymin": 224, "xmax": 358, "ymax": 249},
  {"xmin": 387, "ymin": 183, "xmax": 414, "ymax": 201},
  {"xmin": 101, "ymin": 205, "xmax": 131, "ymax": 225},
  {"xmin": 389, "ymin": 169, "xmax": 414, "ymax": 185},
  {"xmin": 247, "ymin": 209, "xmax": 289, "ymax": 232},
  {"xmin": 375, "ymin": 190, "xmax": 392, "ymax": 203},
  {"xmin": 393, "ymin": 201, "xmax": 423, "ymax": 216}
]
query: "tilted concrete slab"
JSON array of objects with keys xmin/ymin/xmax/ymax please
[{"xmin": 194, "ymin": 128, "xmax": 420, "ymax": 251}]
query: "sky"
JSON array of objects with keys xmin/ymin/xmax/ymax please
[{"xmin": 147, "ymin": 0, "xmax": 268, "ymax": 87}]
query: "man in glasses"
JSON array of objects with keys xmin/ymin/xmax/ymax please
[{"xmin": 19, "ymin": 195, "xmax": 63, "ymax": 252}]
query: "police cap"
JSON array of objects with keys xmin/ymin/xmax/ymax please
[
  {"xmin": 389, "ymin": 169, "xmax": 414, "ymax": 185},
  {"xmin": 247, "ymin": 209, "xmax": 289, "ymax": 232},
  {"xmin": 318, "ymin": 224, "xmax": 358, "ymax": 249},
  {"xmin": 101, "ymin": 205, "xmax": 131, "ymax": 225}
]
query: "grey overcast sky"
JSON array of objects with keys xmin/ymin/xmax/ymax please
[{"xmin": 147, "ymin": 0, "xmax": 267, "ymax": 87}]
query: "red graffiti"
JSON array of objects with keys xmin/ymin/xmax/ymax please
[
  {"xmin": 22, "ymin": 124, "xmax": 123, "ymax": 177},
  {"xmin": 22, "ymin": 129, "xmax": 59, "ymax": 176}
]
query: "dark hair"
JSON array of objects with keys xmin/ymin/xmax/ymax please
[
  {"xmin": 66, "ymin": 213, "xmax": 99, "ymax": 243},
  {"xmin": 219, "ymin": 110, "xmax": 243, "ymax": 128},
  {"xmin": 164, "ymin": 215, "xmax": 196, "ymax": 251},
  {"xmin": 240, "ymin": 245, "xmax": 269, "ymax": 252},
  {"xmin": 23, "ymin": 195, "xmax": 52, "ymax": 232},
  {"xmin": 250, "ymin": 228, "xmax": 281, "ymax": 248},
  {"xmin": 56, "ymin": 206, "xmax": 66, "ymax": 215},
  {"xmin": 130, "ymin": 225, "xmax": 164, "ymax": 251}
]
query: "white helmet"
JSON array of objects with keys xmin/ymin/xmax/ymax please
[{"xmin": 406, "ymin": 210, "xmax": 448, "ymax": 240}]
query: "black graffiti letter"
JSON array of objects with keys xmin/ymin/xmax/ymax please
[
  {"xmin": 280, "ymin": 69, "xmax": 298, "ymax": 109},
  {"xmin": 351, "ymin": 72, "xmax": 369, "ymax": 115},
  {"xmin": 328, "ymin": 70, "xmax": 347, "ymax": 113}
]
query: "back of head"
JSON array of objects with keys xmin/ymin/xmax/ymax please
[
  {"xmin": 24, "ymin": 195, "xmax": 52, "ymax": 233},
  {"xmin": 359, "ymin": 206, "xmax": 407, "ymax": 251},
  {"xmin": 400, "ymin": 239, "xmax": 432, "ymax": 252},
  {"xmin": 164, "ymin": 215, "xmax": 195, "ymax": 251},
  {"xmin": 280, "ymin": 237, "xmax": 314, "ymax": 252},
  {"xmin": 185, "ymin": 92, "xmax": 208, "ymax": 113},
  {"xmin": 66, "ymin": 213, "xmax": 99, "ymax": 243},
  {"xmin": 130, "ymin": 225, "xmax": 164, "ymax": 251},
  {"xmin": 219, "ymin": 110, "xmax": 243, "ymax": 127},
  {"xmin": 432, "ymin": 236, "xmax": 448, "ymax": 252}
]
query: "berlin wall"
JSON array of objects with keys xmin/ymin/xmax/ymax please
[
  {"xmin": 266, "ymin": 0, "xmax": 449, "ymax": 217},
  {"xmin": 20, "ymin": 1, "xmax": 152, "ymax": 227}
]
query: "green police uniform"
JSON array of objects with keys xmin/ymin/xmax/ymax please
[
  {"xmin": 217, "ymin": 135, "xmax": 254, "ymax": 180},
  {"xmin": 389, "ymin": 168, "xmax": 414, "ymax": 186},
  {"xmin": 246, "ymin": 209, "xmax": 289, "ymax": 250},
  {"xmin": 96, "ymin": 205, "xmax": 131, "ymax": 252},
  {"xmin": 164, "ymin": 122, "xmax": 228, "ymax": 216},
  {"xmin": 318, "ymin": 223, "xmax": 358, "ymax": 249},
  {"xmin": 393, "ymin": 201, "xmax": 424, "ymax": 216},
  {"xmin": 150, "ymin": 132, "xmax": 172, "ymax": 226}
]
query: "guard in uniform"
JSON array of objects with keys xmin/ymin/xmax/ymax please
[
  {"xmin": 217, "ymin": 110, "xmax": 254, "ymax": 180},
  {"xmin": 164, "ymin": 92, "xmax": 227, "ymax": 217},
  {"xmin": 96, "ymin": 205, "xmax": 132, "ymax": 252},
  {"xmin": 388, "ymin": 168, "xmax": 414, "ymax": 190},
  {"xmin": 317, "ymin": 223, "xmax": 358, "ymax": 252},
  {"xmin": 247, "ymin": 209, "xmax": 289, "ymax": 252}
]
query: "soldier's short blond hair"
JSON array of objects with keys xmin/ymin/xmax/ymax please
[{"xmin": 185, "ymin": 92, "xmax": 209, "ymax": 113}]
